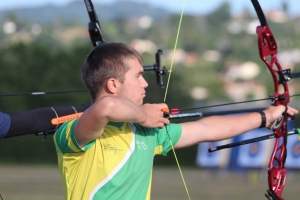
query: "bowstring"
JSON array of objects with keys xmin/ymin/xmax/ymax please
[
  {"xmin": 163, "ymin": 0, "xmax": 185, "ymax": 102},
  {"xmin": 163, "ymin": 0, "xmax": 191, "ymax": 199}
]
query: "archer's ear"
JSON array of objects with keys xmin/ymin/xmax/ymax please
[{"xmin": 106, "ymin": 78, "xmax": 119, "ymax": 94}]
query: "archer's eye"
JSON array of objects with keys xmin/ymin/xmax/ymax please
[{"xmin": 137, "ymin": 73, "xmax": 143, "ymax": 78}]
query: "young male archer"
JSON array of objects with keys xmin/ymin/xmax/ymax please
[{"xmin": 54, "ymin": 42, "xmax": 298, "ymax": 200}]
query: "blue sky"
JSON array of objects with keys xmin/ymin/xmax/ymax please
[{"xmin": 0, "ymin": 0, "xmax": 299, "ymax": 16}]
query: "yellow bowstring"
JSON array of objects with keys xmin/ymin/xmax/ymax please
[
  {"xmin": 163, "ymin": 0, "xmax": 186, "ymax": 102},
  {"xmin": 163, "ymin": 0, "xmax": 191, "ymax": 199}
]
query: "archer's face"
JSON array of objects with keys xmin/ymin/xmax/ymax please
[{"xmin": 117, "ymin": 58, "xmax": 148, "ymax": 105}]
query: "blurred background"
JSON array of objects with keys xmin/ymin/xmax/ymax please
[{"xmin": 0, "ymin": 0, "xmax": 300, "ymax": 199}]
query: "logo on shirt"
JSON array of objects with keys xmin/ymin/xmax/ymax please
[
  {"xmin": 103, "ymin": 144, "xmax": 122, "ymax": 155},
  {"xmin": 136, "ymin": 140, "xmax": 147, "ymax": 150}
]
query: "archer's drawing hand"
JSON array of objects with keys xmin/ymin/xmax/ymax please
[
  {"xmin": 140, "ymin": 103, "xmax": 170, "ymax": 128},
  {"xmin": 264, "ymin": 105, "xmax": 298, "ymax": 127}
]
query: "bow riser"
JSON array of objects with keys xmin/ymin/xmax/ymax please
[
  {"xmin": 253, "ymin": 0, "xmax": 290, "ymax": 197},
  {"xmin": 268, "ymin": 166, "xmax": 286, "ymax": 199},
  {"xmin": 257, "ymin": 26, "xmax": 290, "ymax": 106},
  {"xmin": 268, "ymin": 122, "xmax": 288, "ymax": 199}
]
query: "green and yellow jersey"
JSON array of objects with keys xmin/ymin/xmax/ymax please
[{"xmin": 54, "ymin": 120, "xmax": 182, "ymax": 200}]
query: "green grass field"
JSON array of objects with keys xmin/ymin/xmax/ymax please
[{"xmin": 0, "ymin": 165, "xmax": 299, "ymax": 200}]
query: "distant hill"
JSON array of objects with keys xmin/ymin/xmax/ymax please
[{"xmin": 0, "ymin": 0, "xmax": 172, "ymax": 25}]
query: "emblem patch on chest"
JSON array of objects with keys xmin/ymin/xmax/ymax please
[{"xmin": 136, "ymin": 140, "xmax": 147, "ymax": 150}]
